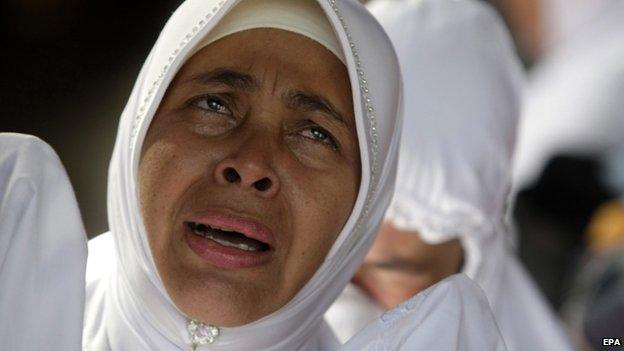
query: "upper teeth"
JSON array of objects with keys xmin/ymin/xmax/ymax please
[
  {"xmin": 211, "ymin": 226, "xmax": 233, "ymax": 233},
  {"xmin": 190, "ymin": 223, "xmax": 258, "ymax": 252}
]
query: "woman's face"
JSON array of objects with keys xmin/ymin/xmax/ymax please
[
  {"xmin": 354, "ymin": 222, "xmax": 463, "ymax": 309},
  {"xmin": 139, "ymin": 29, "xmax": 360, "ymax": 327}
]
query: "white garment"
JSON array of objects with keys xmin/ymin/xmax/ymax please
[
  {"xmin": 342, "ymin": 274, "xmax": 506, "ymax": 351},
  {"xmin": 83, "ymin": 0, "xmax": 507, "ymax": 350},
  {"xmin": 0, "ymin": 133, "xmax": 87, "ymax": 350},
  {"xmin": 513, "ymin": 0, "xmax": 624, "ymax": 190},
  {"xmin": 326, "ymin": 1, "xmax": 573, "ymax": 350},
  {"xmin": 539, "ymin": 0, "xmax": 616, "ymax": 51}
]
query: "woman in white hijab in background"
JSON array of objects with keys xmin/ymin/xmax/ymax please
[
  {"xmin": 82, "ymin": 0, "xmax": 506, "ymax": 350},
  {"xmin": 326, "ymin": 0, "xmax": 572, "ymax": 350},
  {"xmin": 0, "ymin": 133, "xmax": 87, "ymax": 350}
]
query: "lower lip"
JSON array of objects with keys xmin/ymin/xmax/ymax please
[{"xmin": 184, "ymin": 226, "xmax": 272, "ymax": 269}]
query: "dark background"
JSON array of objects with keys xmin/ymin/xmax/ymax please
[{"xmin": 1, "ymin": 0, "xmax": 185, "ymax": 234}]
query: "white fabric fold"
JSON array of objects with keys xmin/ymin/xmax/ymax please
[
  {"xmin": 0, "ymin": 133, "xmax": 87, "ymax": 351},
  {"xmin": 342, "ymin": 274, "xmax": 507, "ymax": 351}
]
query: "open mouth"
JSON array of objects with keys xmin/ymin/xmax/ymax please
[{"xmin": 186, "ymin": 221, "xmax": 271, "ymax": 252}]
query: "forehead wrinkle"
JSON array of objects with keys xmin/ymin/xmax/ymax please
[
  {"xmin": 184, "ymin": 67, "xmax": 260, "ymax": 91},
  {"xmin": 270, "ymin": 69, "xmax": 280, "ymax": 96},
  {"xmin": 366, "ymin": 257, "xmax": 424, "ymax": 274},
  {"xmin": 254, "ymin": 60, "xmax": 282, "ymax": 97}
]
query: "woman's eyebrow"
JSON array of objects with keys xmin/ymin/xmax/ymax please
[
  {"xmin": 284, "ymin": 90, "xmax": 349, "ymax": 127},
  {"xmin": 185, "ymin": 68, "xmax": 260, "ymax": 91},
  {"xmin": 365, "ymin": 258, "xmax": 424, "ymax": 274}
]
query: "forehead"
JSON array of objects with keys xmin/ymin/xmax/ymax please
[{"xmin": 175, "ymin": 29, "xmax": 352, "ymax": 98}]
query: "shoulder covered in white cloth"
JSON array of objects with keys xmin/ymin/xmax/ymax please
[
  {"xmin": 0, "ymin": 133, "xmax": 87, "ymax": 351},
  {"xmin": 342, "ymin": 274, "xmax": 507, "ymax": 351},
  {"xmin": 85, "ymin": 235, "xmax": 509, "ymax": 351}
]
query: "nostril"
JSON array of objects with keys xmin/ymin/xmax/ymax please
[
  {"xmin": 223, "ymin": 167, "xmax": 241, "ymax": 183},
  {"xmin": 254, "ymin": 178, "xmax": 272, "ymax": 192}
]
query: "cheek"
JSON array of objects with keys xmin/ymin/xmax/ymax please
[
  {"xmin": 355, "ymin": 267, "xmax": 432, "ymax": 310},
  {"xmin": 283, "ymin": 160, "xmax": 360, "ymax": 277},
  {"xmin": 138, "ymin": 142, "xmax": 179, "ymax": 245},
  {"xmin": 138, "ymin": 136, "xmax": 208, "ymax": 247}
]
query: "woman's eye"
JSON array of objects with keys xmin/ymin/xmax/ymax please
[
  {"xmin": 301, "ymin": 126, "xmax": 338, "ymax": 149},
  {"xmin": 191, "ymin": 96, "xmax": 232, "ymax": 115}
]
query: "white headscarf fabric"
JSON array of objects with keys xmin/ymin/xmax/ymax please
[
  {"xmin": 513, "ymin": 0, "xmax": 624, "ymax": 190},
  {"xmin": 539, "ymin": 0, "xmax": 617, "ymax": 51},
  {"xmin": 193, "ymin": 0, "xmax": 346, "ymax": 63},
  {"xmin": 0, "ymin": 133, "xmax": 87, "ymax": 351},
  {"xmin": 342, "ymin": 274, "xmax": 507, "ymax": 351},
  {"xmin": 326, "ymin": 1, "xmax": 573, "ymax": 350},
  {"xmin": 84, "ymin": 0, "xmax": 403, "ymax": 350},
  {"xmin": 370, "ymin": 0, "xmax": 521, "ymax": 297}
]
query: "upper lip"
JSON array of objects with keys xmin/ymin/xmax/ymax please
[{"xmin": 187, "ymin": 209, "xmax": 275, "ymax": 247}]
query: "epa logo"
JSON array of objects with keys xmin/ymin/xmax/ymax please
[{"xmin": 603, "ymin": 338, "xmax": 622, "ymax": 346}]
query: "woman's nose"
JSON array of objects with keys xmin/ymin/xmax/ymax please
[{"xmin": 213, "ymin": 151, "xmax": 280, "ymax": 198}]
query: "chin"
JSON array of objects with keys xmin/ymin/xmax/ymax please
[
  {"xmin": 174, "ymin": 280, "xmax": 279, "ymax": 327},
  {"xmin": 160, "ymin": 254, "xmax": 281, "ymax": 327}
]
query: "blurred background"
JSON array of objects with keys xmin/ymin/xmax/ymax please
[{"xmin": 1, "ymin": 0, "xmax": 623, "ymax": 349}]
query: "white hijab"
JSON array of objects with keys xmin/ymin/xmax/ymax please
[
  {"xmin": 84, "ymin": 0, "xmax": 403, "ymax": 350},
  {"xmin": 327, "ymin": 0, "xmax": 572, "ymax": 350},
  {"xmin": 0, "ymin": 133, "xmax": 87, "ymax": 350},
  {"xmin": 368, "ymin": 0, "xmax": 522, "ymax": 306},
  {"xmin": 539, "ymin": 0, "xmax": 619, "ymax": 51}
]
